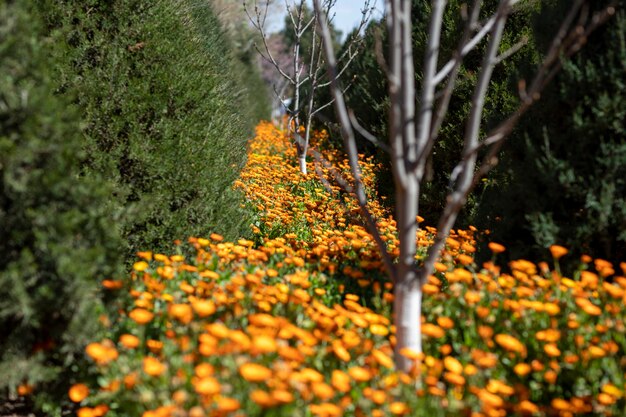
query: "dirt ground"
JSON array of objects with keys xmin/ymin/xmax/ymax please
[{"xmin": 0, "ymin": 398, "xmax": 36, "ymax": 417}]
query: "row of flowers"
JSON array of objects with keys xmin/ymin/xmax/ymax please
[{"xmin": 63, "ymin": 122, "xmax": 625, "ymax": 417}]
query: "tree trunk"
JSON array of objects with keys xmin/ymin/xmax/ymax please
[
  {"xmin": 298, "ymin": 155, "xmax": 307, "ymax": 175},
  {"xmin": 393, "ymin": 181, "xmax": 422, "ymax": 371}
]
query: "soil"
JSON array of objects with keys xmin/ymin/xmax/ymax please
[{"xmin": 0, "ymin": 398, "xmax": 36, "ymax": 417}]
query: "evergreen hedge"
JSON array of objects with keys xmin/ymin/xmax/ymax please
[
  {"xmin": 477, "ymin": 4, "xmax": 626, "ymax": 265},
  {"xmin": 44, "ymin": 0, "xmax": 267, "ymax": 256},
  {"xmin": 2, "ymin": 0, "xmax": 268, "ymax": 413},
  {"xmin": 0, "ymin": 1, "xmax": 123, "ymax": 410}
]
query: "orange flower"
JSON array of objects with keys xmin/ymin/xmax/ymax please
[
  {"xmin": 437, "ymin": 317, "xmax": 455, "ymax": 330},
  {"xmin": 311, "ymin": 382, "xmax": 335, "ymax": 400},
  {"xmin": 588, "ymin": 345, "xmax": 606, "ymax": 358},
  {"xmin": 133, "ymin": 261, "xmax": 149, "ymax": 271},
  {"xmin": 169, "ymin": 303, "xmax": 193, "ymax": 324},
  {"xmin": 443, "ymin": 372, "xmax": 466, "ymax": 386},
  {"xmin": 478, "ymin": 325, "xmax": 494, "ymax": 339},
  {"xmin": 574, "ymin": 298, "xmax": 602, "ymax": 316},
  {"xmin": 77, "ymin": 407, "xmax": 96, "ymax": 417},
  {"xmin": 544, "ymin": 343, "xmax": 561, "ymax": 357},
  {"xmin": 68, "ymin": 383, "xmax": 89, "ymax": 402},
  {"xmin": 332, "ymin": 340, "xmax": 351, "ymax": 361},
  {"xmin": 443, "ymin": 356, "xmax": 463, "ymax": 374},
  {"xmin": 85, "ymin": 342, "xmax": 118, "ymax": 365},
  {"xmin": 389, "ymin": 402, "xmax": 409, "ymax": 415},
  {"xmin": 310, "ymin": 403, "xmax": 342, "ymax": 417},
  {"xmin": 348, "ymin": 366, "xmax": 372, "ymax": 382},
  {"xmin": 549, "ymin": 245, "xmax": 568, "ymax": 259},
  {"xmin": 513, "ymin": 363, "xmax": 531, "ymax": 376},
  {"xmin": 210, "ymin": 233, "xmax": 224, "ymax": 242},
  {"xmin": 371, "ymin": 349, "xmax": 394, "ymax": 369},
  {"xmin": 331, "ymin": 370, "xmax": 351, "ymax": 393},
  {"xmin": 551, "ymin": 398, "xmax": 571, "ymax": 411},
  {"xmin": 239, "ymin": 363, "xmax": 272, "ymax": 382},
  {"xmin": 216, "ymin": 397, "xmax": 240, "ymax": 412},
  {"xmin": 102, "ymin": 279, "xmax": 124, "ymax": 290},
  {"xmin": 17, "ymin": 384, "xmax": 34, "ymax": 396},
  {"xmin": 119, "ymin": 334, "xmax": 140, "ymax": 349},
  {"xmin": 123, "ymin": 372, "xmax": 138, "ymax": 389},
  {"xmin": 128, "ymin": 308, "xmax": 154, "ymax": 325},
  {"xmin": 251, "ymin": 390, "xmax": 275, "ymax": 407},
  {"xmin": 421, "ymin": 323, "xmax": 445, "ymax": 338},
  {"xmin": 544, "ymin": 370, "xmax": 558, "ymax": 384},
  {"xmin": 252, "ymin": 334, "xmax": 278, "ymax": 354},
  {"xmin": 495, "ymin": 334, "xmax": 526, "ymax": 355},
  {"xmin": 142, "ymin": 357, "xmax": 166, "ymax": 377},
  {"xmin": 271, "ymin": 389, "xmax": 294, "ymax": 404},
  {"xmin": 488, "ymin": 242, "xmax": 506, "ymax": 254},
  {"xmin": 518, "ymin": 400, "xmax": 539, "ymax": 414},
  {"xmin": 191, "ymin": 299, "xmax": 216, "ymax": 317},
  {"xmin": 194, "ymin": 377, "xmax": 221, "ymax": 396},
  {"xmin": 370, "ymin": 323, "xmax": 389, "ymax": 336}
]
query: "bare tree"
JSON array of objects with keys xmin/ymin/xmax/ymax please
[
  {"xmin": 245, "ymin": 0, "xmax": 375, "ymax": 174},
  {"xmin": 314, "ymin": 0, "xmax": 618, "ymax": 371}
]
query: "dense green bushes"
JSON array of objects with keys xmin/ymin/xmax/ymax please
[
  {"xmin": 0, "ymin": 0, "xmax": 123, "ymax": 409},
  {"xmin": 477, "ymin": 5, "xmax": 626, "ymax": 264},
  {"xmin": 1, "ymin": 0, "xmax": 268, "ymax": 413},
  {"xmin": 44, "ymin": 0, "xmax": 267, "ymax": 256}
]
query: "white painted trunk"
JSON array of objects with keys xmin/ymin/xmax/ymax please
[
  {"xmin": 392, "ymin": 180, "xmax": 422, "ymax": 372},
  {"xmin": 394, "ymin": 279, "xmax": 423, "ymax": 371},
  {"xmin": 298, "ymin": 156, "xmax": 307, "ymax": 175}
]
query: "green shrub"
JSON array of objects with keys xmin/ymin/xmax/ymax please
[
  {"xmin": 0, "ymin": 1, "xmax": 123, "ymax": 411},
  {"xmin": 476, "ymin": 4, "xmax": 626, "ymax": 265},
  {"xmin": 43, "ymin": 0, "xmax": 268, "ymax": 257}
]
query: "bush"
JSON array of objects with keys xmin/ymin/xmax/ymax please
[
  {"xmin": 43, "ymin": 0, "xmax": 268, "ymax": 257},
  {"xmin": 0, "ymin": 1, "xmax": 124, "ymax": 411},
  {"xmin": 476, "ymin": 4, "xmax": 626, "ymax": 265}
]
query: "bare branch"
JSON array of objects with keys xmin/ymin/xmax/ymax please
[
  {"xmin": 418, "ymin": 0, "xmax": 483, "ymax": 170},
  {"xmin": 431, "ymin": 2, "xmax": 532, "ymax": 85},
  {"xmin": 313, "ymin": 0, "xmax": 396, "ymax": 281},
  {"xmin": 418, "ymin": 0, "xmax": 512, "ymax": 285},
  {"xmin": 245, "ymin": 1, "xmax": 297, "ymax": 84},
  {"xmin": 416, "ymin": 1, "xmax": 618, "ymax": 286},
  {"xmin": 349, "ymin": 109, "xmax": 391, "ymax": 153},
  {"xmin": 495, "ymin": 35, "xmax": 529, "ymax": 64}
]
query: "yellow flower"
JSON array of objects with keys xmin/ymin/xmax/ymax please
[{"xmin": 133, "ymin": 261, "xmax": 149, "ymax": 271}]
